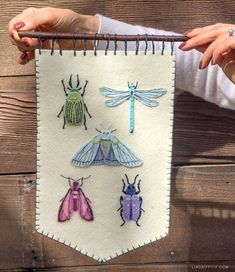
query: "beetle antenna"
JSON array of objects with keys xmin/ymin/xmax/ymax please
[
  {"xmin": 96, "ymin": 128, "xmax": 102, "ymax": 133},
  {"xmin": 110, "ymin": 128, "xmax": 117, "ymax": 133},
  {"xmin": 125, "ymin": 174, "xmax": 130, "ymax": 185},
  {"xmin": 133, "ymin": 174, "xmax": 139, "ymax": 185},
  {"xmin": 61, "ymin": 80, "xmax": 68, "ymax": 96},
  {"xmin": 76, "ymin": 74, "xmax": 80, "ymax": 88},
  {"xmin": 69, "ymin": 74, "xmax": 73, "ymax": 89},
  {"xmin": 135, "ymin": 81, "xmax": 138, "ymax": 88},
  {"xmin": 127, "ymin": 81, "xmax": 130, "ymax": 88}
]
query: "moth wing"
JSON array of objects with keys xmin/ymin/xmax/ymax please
[
  {"xmin": 111, "ymin": 136, "xmax": 142, "ymax": 168},
  {"xmin": 99, "ymin": 87, "xmax": 129, "ymax": 107},
  {"xmin": 58, "ymin": 189, "xmax": 73, "ymax": 222},
  {"xmin": 103, "ymin": 144, "xmax": 121, "ymax": 166},
  {"xmin": 77, "ymin": 189, "xmax": 94, "ymax": 221},
  {"xmin": 72, "ymin": 136, "xmax": 101, "ymax": 167}
]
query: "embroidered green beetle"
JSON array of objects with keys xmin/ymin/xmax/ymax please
[{"xmin": 58, "ymin": 74, "xmax": 92, "ymax": 129}]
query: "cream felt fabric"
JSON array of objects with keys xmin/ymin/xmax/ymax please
[{"xmin": 35, "ymin": 49, "xmax": 175, "ymax": 262}]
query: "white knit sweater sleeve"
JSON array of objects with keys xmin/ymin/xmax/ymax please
[{"xmin": 96, "ymin": 14, "xmax": 235, "ymax": 110}]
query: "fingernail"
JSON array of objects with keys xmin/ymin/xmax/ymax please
[
  {"xmin": 199, "ymin": 60, "xmax": 203, "ymax": 69},
  {"xmin": 14, "ymin": 22, "xmax": 25, "ymax": 30},
  {"xmin": 178, "ymin": 42, "xmax": 186, "ymax": 50},
  {"xmin": 23, "ymin": 41, "xmax": 29, "ymax": 47},
  {"xmin": 20, "ymin": 52, "xmax": 27, "ymax": 60},
  {"xmin": 184, "ymin": 29, "xmax": 193, "ymax": 36}
]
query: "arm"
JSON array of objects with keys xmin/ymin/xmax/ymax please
[{"xmin": 96, "ymin": 14, "xmax": 235, "ymax": 110}]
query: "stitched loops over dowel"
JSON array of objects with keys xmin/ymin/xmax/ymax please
[
  {"xmin": 136, "ymin": 35, "xmax": 140, "ymax": 55},
  {"xmin": 73, "ymin": 33, "xmax": 77, "ymax": 56},
  {"xmin": 83, "ymin": 32, "xmax": 87, "ymax": 56},
  {"xmin": 38, "ymin": 32, "xmax": 42, "ymax": 55},
  {"xmin": 94, "ymin": 33, "xmax": 99, "ymax": 56},
  {"xmin": 124, "ymin": 35, "xmax": 128, "ymax": 56},
  {"xmin": 105, "ymin": 33, "xmax": 110, "ymax": 56}
]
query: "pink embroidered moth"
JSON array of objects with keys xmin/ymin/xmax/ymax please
[{"xmin": 58, "ymin": 175, "xmax": 94, "ymax": 222}]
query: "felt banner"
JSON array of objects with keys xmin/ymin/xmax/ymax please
[{"xmin": 35, "ymin": 49, "xmax": 175, "ymax": 262}]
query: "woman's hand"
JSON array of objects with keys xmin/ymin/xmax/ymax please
[
  {"xmin": 8, "ymin": 7, "xmax": 100, "ymax": 64},
  {"xmin": 179, "ymin": 23, "xmax": 235, "ymax": 83}
]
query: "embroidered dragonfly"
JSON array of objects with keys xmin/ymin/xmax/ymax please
[{"xmin": 99, "ymin": 82, "xmax": 167, "ymax": 133}]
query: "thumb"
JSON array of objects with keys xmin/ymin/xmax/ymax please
[
  {"xmin": 12, "ymin": 8, "xmax": 56, "ymax": 41},
  {"xmin": 20, "ymin": 9, "xmax": 56, "ymax": 31},
  {"xmin": 222, "ymin": 53, "xmax": 235, "ymax": 84}
]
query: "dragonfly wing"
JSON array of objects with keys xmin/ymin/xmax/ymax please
[
  {"xmin": 135, "ymin": 88, "xmax": 167, "ymax": 98},
  {"xmin": 135, "ymin": 88, "xmax": 167, "ymax": 107},
  {"xmin": 100, "ymin": 87, "xmax": 129, "ymax": 97},
  {"xmin": 99, "ymin": 87, "xmax": 130, "ymax": 107},
  {"xmin": 134, "ymin": 93, "xmax": 159, "ymax": 107},
  {"xmin": 105, "ymin": 95, "xmax": 130, "ymax": 107}
]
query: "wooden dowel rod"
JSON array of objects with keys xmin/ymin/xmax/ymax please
[{"xmin": 18, "ymin": 31, "xmax": 188, "ymax": 42}]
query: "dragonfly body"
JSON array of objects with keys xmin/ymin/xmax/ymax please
[
  {"xmin": 100, "ymin": 82, "xmax": 167, "ymax": 133},
  {"xmin": 128, "ymin": 83, "xmax": 135, "ymax": 133}
]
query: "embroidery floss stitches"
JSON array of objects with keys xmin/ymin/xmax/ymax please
[
  {"xmin": 58, "ymin": 175, "xmax": 94, "ymax": 222},
  {"xmin": 100, "ymin": 82, "xmax": 166, "ymax": 133},
  {"xmin": 118, "ymin": 174, "xmax": 144, "ymax": 227},
  {"xmin": 58, "ymin": 74, "xmax": 92, "ymax": 129},
  {"xmin": 35, "ymin": 34, "xmax": 175, "ymax": 262},
  {"xmin": 72, "ymin": 128, "xmax": 142, "ymax": 168}
]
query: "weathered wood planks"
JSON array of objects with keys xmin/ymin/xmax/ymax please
[
  {"xmin": 0, "ymin": 167, "xmax": 234, "ymax": 268},
  {"xmin": 1, "ymin": 1, "xmax": 235, "ymax": 270}
]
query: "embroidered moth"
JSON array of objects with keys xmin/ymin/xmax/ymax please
[
  {"xmin": 58, "ymin": 74, "xmax": 92, "ymax": 129},
  {"xmin": 58, "ymin": 175, "xmax": 94, "ymax": 222},
  {"xmin": 71, "ymin": 128, "xmax": 142, "ymax": 168}
]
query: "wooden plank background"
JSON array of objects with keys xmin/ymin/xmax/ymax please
[{"xmin": 0, "ymin": 1, "xmax": 235, "ymax": 271}]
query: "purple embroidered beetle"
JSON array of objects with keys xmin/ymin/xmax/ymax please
[{"xmin": 117, "ymin": 174, "xmax": 144, "ymax": 227}]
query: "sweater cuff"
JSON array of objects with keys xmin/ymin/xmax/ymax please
[{"xmin": 95, "ymin": 14, "xmax": 180, "ymax": 51}]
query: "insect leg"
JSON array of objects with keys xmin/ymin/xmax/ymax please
[
  {"xmin": 84, "ymin": 103, "xmax": 92, "ymax": 118},
  {"xmin": 83, "ymin": 113, "xmax": 87, "ymax": 130},
  {"xmin": 120, "ymin": 210, "xmax": 126, "ymax": 227},
  {"xmin": 117, "ymin": 196, "xmax": 123, "ymax": 211},
  {"xmin": 63, "ymin": 116, "xmax": 66, "ymax": 129},
  {"xmin": 140, "ymin": 197, "xmax": 145, "ymax": 212},
  {"xmin": 136, "ymin": 213, "xmax": 141, "ymax": 227},
  {"xmin": 136, "ymin": 197, "xmax": 144, "ymax": 227},
  {"xmin": 81, "ymin": 80, "xmax": 88, "ymax": 96},
  {"xmin": 61, "ymin": 80, "xmax": 68, "ymax": 96},
  {"xmin": 57, "ymin": 105, "xmax": 64, "ymax": 118}
]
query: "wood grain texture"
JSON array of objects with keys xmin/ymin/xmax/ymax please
[
  {"xmin": 2, "ymin": 263, "xmax": 235, "ymax": 272},
  {"xmin": 1, "ymin": 0, "xmax": 235, "ymax": 76},
  {"xmin": 1, "ymin": 1, "xmax": 235, "ymax": 271},
  {"xmin": 1, "ymin": 76, "xmax": 235, "ymax": 174},
  {"xmin": 0, "ymin": 167, "xmax": 234, "ymax": 269}
]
